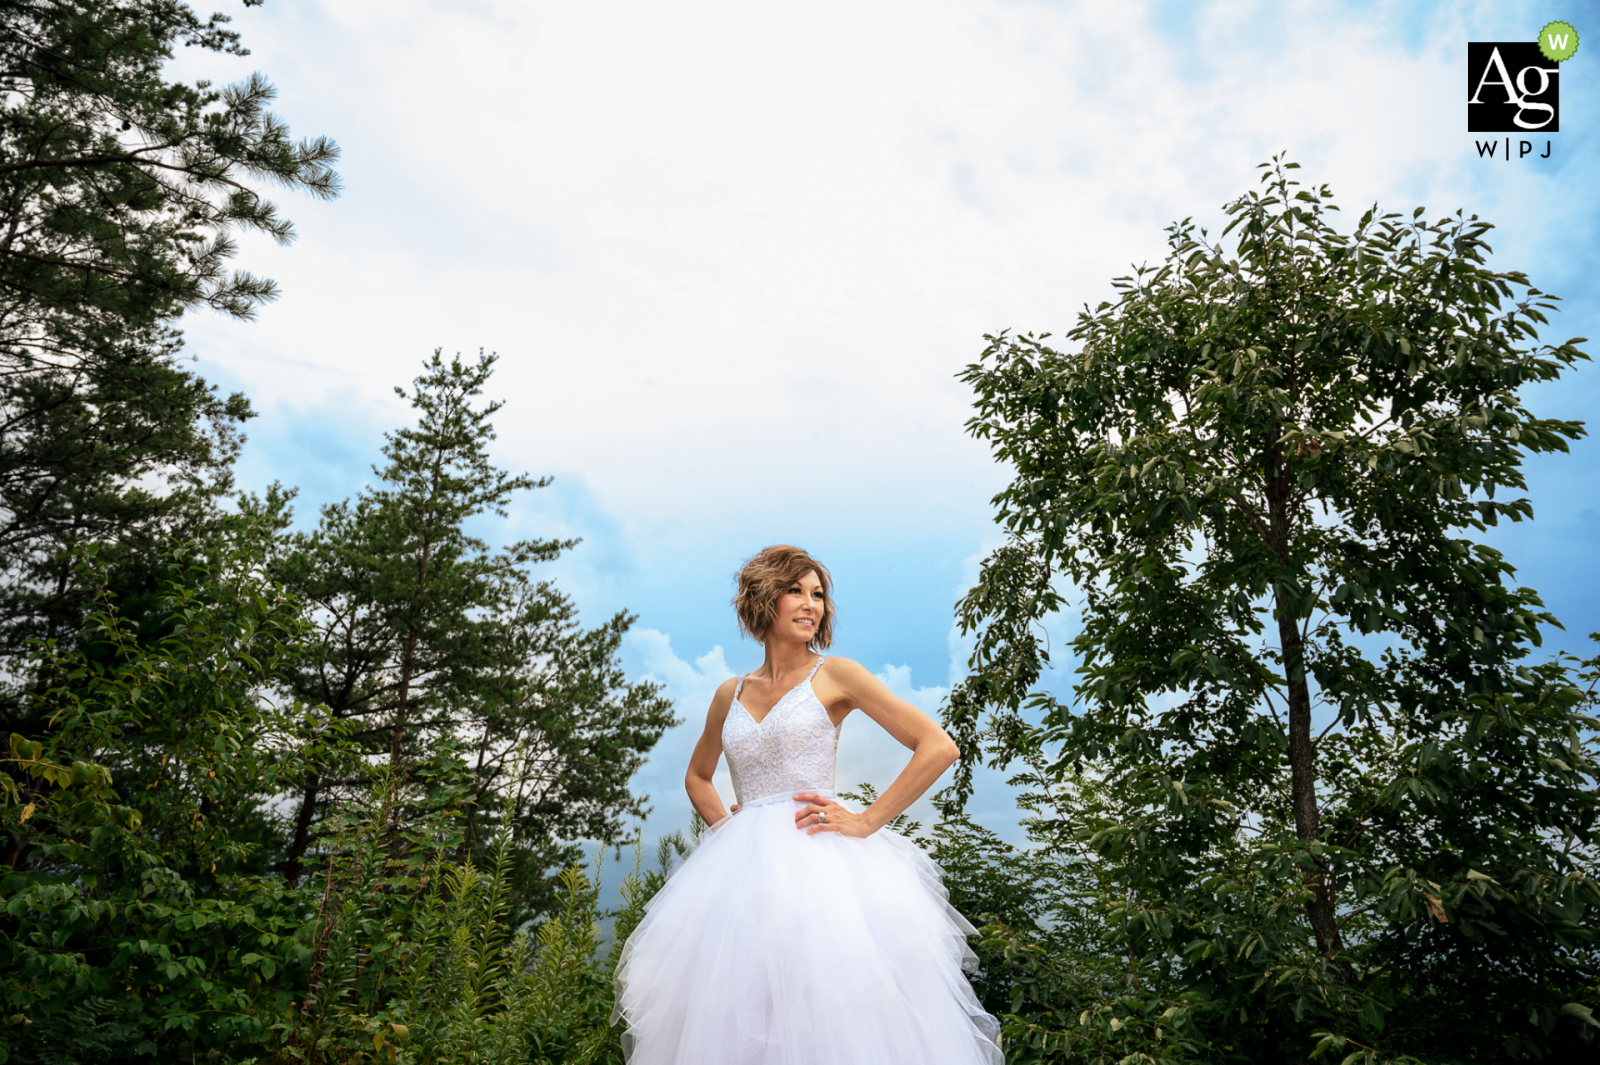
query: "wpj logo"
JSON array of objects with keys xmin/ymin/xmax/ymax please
[{"xmin": 1468, "ymin": 43, "xmax": 1558, "ymax": 132}]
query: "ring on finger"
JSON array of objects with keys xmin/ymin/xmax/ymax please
[{"xmin": 817, "ymin": 811, "xmax": 826, "ymax": 824}]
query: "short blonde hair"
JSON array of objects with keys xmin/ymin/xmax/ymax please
[{"xmin": 732, "ymin": 545, "xmax": 834, "ymax": 650}]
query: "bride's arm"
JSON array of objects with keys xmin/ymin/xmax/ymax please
[
  {"xmin": 686, "ymin": 678, "xmax": 738, "ymax": 825},
  {"xmin": 800, "ymin": 658, "xmax": 960, "ymax": 836}
]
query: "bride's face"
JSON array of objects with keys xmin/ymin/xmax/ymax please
[{"xmin": 773, "ymin": 570, "xmax": 826, "ymax": 644}]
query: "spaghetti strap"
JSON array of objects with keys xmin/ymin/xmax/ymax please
[
  {"xmin": 805, "ymin": 655, "xmax": 826, "ymax": 681},
  {"xmin": 733, "ymin": 673, "xmax": 747, "ymax": 700}
]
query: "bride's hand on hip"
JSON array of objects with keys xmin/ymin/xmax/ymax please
[{"xmin": 794, "ymin": 792, "xmax": 872, "ymax": 837}]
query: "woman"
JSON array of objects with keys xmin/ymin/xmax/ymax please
[{"xmin": 611, "ymin": 545, "xmax": 1003, "ymax": 1064}]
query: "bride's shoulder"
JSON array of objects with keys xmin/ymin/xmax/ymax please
[
  {"xmin": 707, "ymin": 674, "xmax": 742, "ymax": 710},
  {"xmin": 815, "ymin": 655, "xmax": 871, "ymax": 683}
]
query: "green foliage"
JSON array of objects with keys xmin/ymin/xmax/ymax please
[
  {"xmin": 0, "ymin": 0, "xmax": 339, "ymax": 672},
  {"xmin": 0, "ymin": 534, "xmax": 319, "ymax": 1062},
  {"xmin": 0, "ymin": 499, "xmax": 672, "ymax": 1063},
  {"xmin": 950, "ymin": 158, "xmax": 1600, "ymax": 1061},
  {"xmin": 0, "ymin": 0, "xmax": 339, "ymax": 319},
  {"xmin": 275, "ymin": 769, "xmax": 664, "ymax": 1065},
  {"xmin": 925, "ymin": 773, "xmax": 1207, "ymax": 1064},
  {"xmin": 0, "ymin": 540, "xmax": 666, "ymax": 1064}
]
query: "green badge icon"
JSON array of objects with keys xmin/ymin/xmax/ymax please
[{"xmin": 1539, "ymin": 21, "xmax": 1579, "ymax": 62}]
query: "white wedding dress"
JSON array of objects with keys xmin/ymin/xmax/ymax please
[{"xmin": 611, "ymin": 657, "xmax": 1004, "ymax": 1064}]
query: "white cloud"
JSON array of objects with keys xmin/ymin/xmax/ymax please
[
  {"xmin": 873, "ymin": 664, "xmax": 950, "ymax": 713},
  {"xmin": 166, "ymin": 0, "xmax": 1585, "ymax": 543},
  {"xmin": 625, "ymin": 628, "xmax": 732, "ymax": 716}
]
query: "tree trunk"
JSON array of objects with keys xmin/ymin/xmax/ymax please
[
  {"xmin": 455, "ymin": 728, "xmax": 496, "ymax": 863},
  {"xmin": 390, "ymin": 525, "xmax": 434, "ymax": 764},
  {"xmin": 285, "ymin": 770, "xmax": 320, "ymax": 887},
  {"xmin": 1277, "ymin": 609, "xmax": 1344, "ymax": 956},
  {"xmin": 1267, "ymin": 422, "xmax": 1345, "ymax": 958},
  {"xmin": 391, "ymin": 628, "xmax": 417, "ymax": 763}
]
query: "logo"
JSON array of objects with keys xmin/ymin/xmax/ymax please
[
  {"xmin": 1538, "ymin": 21, "xmax": 1579, "ymax": 62},
  {"xmin": 1468, "ymin": 43, "xmax": 1558, "ymax": 131}
]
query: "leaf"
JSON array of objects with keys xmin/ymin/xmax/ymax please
[
  {"xmin": 1560, "ymin": 1002, "xmax": 1600, "ymax": 1028},
  {"xmin": 17, "ymin": 803, "xmax": 33, "ymax": 823},
  {"xmin": 1308, "ymin": 1031, "xmax": 1345, "ymax": 1059},
  {"xmin": 1424, "ymin": 893, "xmax": 1449, "ymax": 923}
]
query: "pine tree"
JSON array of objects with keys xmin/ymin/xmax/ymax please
[
  {"xmin": 277, "ymin": 352, "xmax": 678, "ymax": 919},
  {"xmin": 0, "ymin": 0, "xmax": 339, "ymax": 686}
]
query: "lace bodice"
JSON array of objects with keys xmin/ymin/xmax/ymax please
[{"xmin": 722, "ymin": 657, "xmax": 840, "ymax": 805}]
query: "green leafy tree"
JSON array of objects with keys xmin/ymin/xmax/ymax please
[
  {"xmin": 949, "ymin": 158, "xmax": 1599, "ymax": 1061},
  {"xmin": 0, "ymin": 0, "xmax": 339, "ymax": 678},
  {"xmin": 0, "ymin": 532, "xmax": 319, "ymax": 1063},
  {"xmin": 277, "ymin": 351, "xmax": 678, "ymax": 921}
]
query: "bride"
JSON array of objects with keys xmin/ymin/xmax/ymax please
[{"xmin": 612, "ymin": 545, "xmax": 1003, "ymax": 1064}]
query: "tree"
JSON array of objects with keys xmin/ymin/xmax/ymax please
[
  {"xmin": 0, "ymin": 0, "xmax": 339, "ymax": 676},
  {"xmin": 276, "ymin": 351, "xmax": 678, "ymax": 920},
  {"xmin": 949, "ymin": 158, "xmax": 1600, "ymax": 1061},
  {"xmin": 0, "ymin": 532, "xmax": 317, "ymax": 1062},
  {"xmin": 456, "ymin": 578, "xmax": 686, "ymax": 921}
]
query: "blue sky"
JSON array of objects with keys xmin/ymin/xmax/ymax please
[{"xmin": 169, "ymin": 0, "xmax": 1599, "ymax": 841}]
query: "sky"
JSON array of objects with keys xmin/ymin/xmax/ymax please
[{"xmin": 167, "ymin": 0, "xmax": 1600, "ymax": 843}]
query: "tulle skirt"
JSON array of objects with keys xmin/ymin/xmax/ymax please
[{"xmin": 611, "ymin": 791, "xmax": 1003, "ymax": 1065}]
